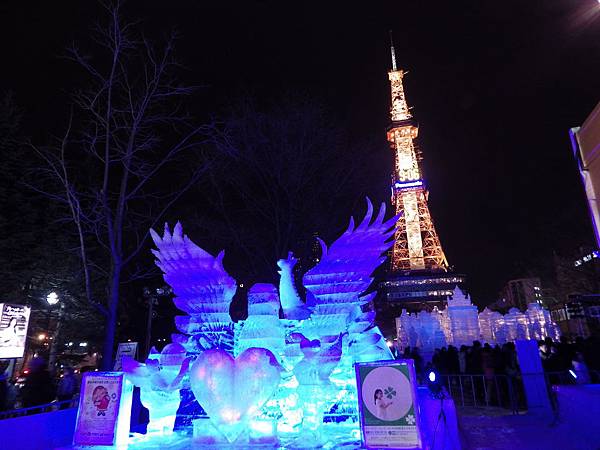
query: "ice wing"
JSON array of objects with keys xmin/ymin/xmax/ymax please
[
  {"xmin": 303, "ymin": 198, "xmax": 398, "ymax": 309},
  {"xmin": 151, "ymin": 222, "xmax": 237, "ymax": 332}
]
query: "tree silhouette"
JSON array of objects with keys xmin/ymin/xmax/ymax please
[{"xmin": 31, "ymin": 2, "xmax": 215, "ymax": 369}]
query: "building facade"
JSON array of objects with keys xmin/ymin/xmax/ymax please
[
  {"xmin": 570, "ymin": 101, "xmax": 600, "ymax": 248},
  {"xmin": 497, "ymin": 278, "xmax": 542, "ymax": 312}
]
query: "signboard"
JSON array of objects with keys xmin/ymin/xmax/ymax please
[
  {"xmin": 113, "ymin": 341, "xmax": 138, "ymax": 370},
  {"xmin": 355, "ymin": 359, "xmax": 422, "ymax": 449},
  {"xmin": 73, "ymin": 372, "xmax": 133, "ymax": 446},
  {"xmin": 0, "ymin": 303, "xmax": 31, "ymax": 359}
]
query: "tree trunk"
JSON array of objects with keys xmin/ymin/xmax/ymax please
[
  {"xmin": 48, "ymin": 304, "xmax": 65, "ymax": 374},
  {"xmin": 101, "ymin": 266, "xmax": 121, "ymax": 370}
]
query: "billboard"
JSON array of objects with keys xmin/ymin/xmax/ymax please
[
  {"xmin": 0, "ymin": 303, "xmax": 31, "ymax": 359},
  {"xmin": 355, "ymin": 359, "xmax": 422, "ymax": 449}
]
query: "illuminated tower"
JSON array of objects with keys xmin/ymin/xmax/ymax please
[{"xmin": 387, "ymin": 42, "xmax": 448, "ymax": 273}]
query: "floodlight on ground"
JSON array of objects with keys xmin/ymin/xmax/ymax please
[{"xmin": 428, "ymin": 371, "xmax": 436, "ymax": 383}]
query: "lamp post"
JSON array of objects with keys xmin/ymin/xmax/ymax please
[
  {"xmin": 46, "ymin": 291, "xmax": 64, "ymax": 372},
  {"xmin": 142, "ymin": 286, "xmax": 171, "ymax": 358}
]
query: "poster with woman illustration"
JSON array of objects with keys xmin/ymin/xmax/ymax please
[
  {"xmin": 73, "ymin": 372, "xmax": 133, "ymax": 446},
  {"xmin": 0, "ymin": 303, "xmax": 30, "ymax": 358},
  {"xmin": 355, "ymin": 360, "xmax": 422, "ymax": 449}
]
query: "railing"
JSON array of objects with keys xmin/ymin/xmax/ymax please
[
  {"xmin": 0, "ymin": 399, "xmax": 78, "ymax": 420},
  {"xmin": 439, "ymin": 374, "xmax": 523, "ymax": 413},
  {"xmin": 440, "ymin": 369, "xmax": 600, "ymax": 415}
]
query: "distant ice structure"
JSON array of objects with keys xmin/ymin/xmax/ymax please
[
  {"xmin": 447, "ymin": 286, "xmax": 480, "ymax": 347},
  {"xmin": 140, "ymin": 198, "xmax": 397, "ymax": 443},
  {"xmin": 396, "ymin": 286, "xmax": 560, "ymax": 352}
]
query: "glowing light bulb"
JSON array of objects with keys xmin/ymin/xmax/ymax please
[
  {"xmin": 428, "ymin": 371, "xmax": 436, "ymax": 383},
  {"xmin": 46, "ymin": 292, "xmax": 59, "ymax": 305}
]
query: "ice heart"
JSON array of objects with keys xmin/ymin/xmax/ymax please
[{"xmin": 189, "ymin": 347, "xmax": 281, "ymax": 443}]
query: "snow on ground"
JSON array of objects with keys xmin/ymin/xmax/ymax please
[{"xmin": 457, "ymin": 407, "xmax": 598, "ymax": 450}]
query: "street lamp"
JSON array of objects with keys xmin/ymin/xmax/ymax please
[{"xmin": 46, "ymin": 292, "xmax": 59, "ymax": 306}]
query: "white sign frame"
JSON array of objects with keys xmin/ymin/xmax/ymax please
[
  {"xmin": 73, "ymin": 371, "xmax": 133, "ymax": 446},
  {"xmin": 0, "ymin": 303, "xmax": 31, "ymax": 359},
  {"xmin": 113, "ymin": 341, "xmax": 138, "ymax": 370},
  {"xmin": 355, "ymin": 359, "xmax": 423, "ymax": 449}
]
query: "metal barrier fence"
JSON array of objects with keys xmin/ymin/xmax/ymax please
[
  {"xmin": 440, "ymin": 374, "xmax": 522, "ymax": 413},
  {"xmin": 441, "ymin": 369, "xmax": 600, "ymax": 414},
  {"xmin": 0, "ymin": 399, "xmax": 78, "ymax": 420}
]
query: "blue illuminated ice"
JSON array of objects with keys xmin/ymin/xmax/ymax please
[
  {"xmin": 122, "ymin": 343, "xmax": 190, "ymax": 435},
  {"xmin": 396, "ymin": 288, "xmax": 560, "ymax": 350},
  {"xmin": 189, "ymin": 347, "xmax": 282, "ymax": 443},
  {"xmin": 447, "ymin": 287, "xmax": 480, "ymax": 347},
  {"xmin": 133, "ymin": 198, "xmax": 397, "ymax": 444}
]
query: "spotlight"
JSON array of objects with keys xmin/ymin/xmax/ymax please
[{"xmin": 427, "ymin": 370, "xmax": 443, "ymax": 398}]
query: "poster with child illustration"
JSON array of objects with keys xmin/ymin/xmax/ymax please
[
  {"xmin": 355, "ymin": 360, "xmax": 422, "ymax": 449},
  {"xmin": 73, "ymin": 372, "xmax": 133, "ymax": 446}
]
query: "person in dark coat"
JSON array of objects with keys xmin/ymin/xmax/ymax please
[
  {"xmin": 0, "ymin": 373, "xmax": 8, "ymax": 411},
  {"xmin": 57, "ymin": 367, "xmax": 77, "ymax": 409},
  {"xmin": 21, "ymin": 357, "xmax": 55, "ymax": 409}
]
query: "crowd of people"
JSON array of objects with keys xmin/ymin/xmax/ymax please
[
  {"xmin": 422, "ymin": 335, "xmax": 600, "ymax": 381},
  {"xmin": 392, "ymin": 336, "xmax": 599, "ymax": 411},
  {"xmin": 0, "ymin": 355, "xmax": 90, "ymax": 413},
  {"xmin": 538, "ymin": 336, "xmax": 600, "ymax": 377}
]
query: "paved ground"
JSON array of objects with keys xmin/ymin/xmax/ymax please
[{"xmin": 457, "ymin": 407, "xmax": 599, "ymax": 450}]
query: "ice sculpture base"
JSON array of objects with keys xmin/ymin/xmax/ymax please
[
  {"xmin": 192, "ymin": 418, "xmax": 280, "ymax": 448},
  {"xmin": 122, "ymin": 421, "xmax": 361, "ymax": 450}
]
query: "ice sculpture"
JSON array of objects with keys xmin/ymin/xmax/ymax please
[
  {"xmin": 526, "ymin": 302, "xmax": 560, "ymax": 341},
  {"xmin": 396, "ymin": 308, "xmax": 446, "ymax": 361},
  {"xmin": 396, "ymin": 290, "xmax": 561, "ymax": 354},
  {"xmin": 290, "ymin": 333, "xmax": 343, "ymax": 446},
  {"xmin": 122, "ymin": 343, "xmax": 190, "ymax": 434},
  {"xmin": 150, "ymin": 222, "xmax": 236, "ymax": 354},
  {"xmin": 189, "ymin": 347, "xmax": 282, "ymax": 443},
  {"xmin": 278, "ymin": 252, "xmax": 310, "ymax": 320},
  {"xmin": 447, "ymin": 286, "xmax": 480, "ymax": 346},
  {"xmin": 479, "ymin": 307, "xmax": 504, "ymax": 344},
  {"xmin": 235, "ymin": 284, "xmax": 285, "ymax": 357},
  {"xmin": 504, "ymin": 308, "xmax": 530, "ymax": 341},
  {"xmin": 147, "ymin": 198, "xmax": 397, "ymax": 445}
]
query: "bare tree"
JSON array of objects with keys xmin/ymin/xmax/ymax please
[
  {"xmin": 196, "ymin": 96, "xmax": 382, "ymax": 287},
  {"xmin": 31, "ymin": 2, "xmax": 213, "ymax": 369}
]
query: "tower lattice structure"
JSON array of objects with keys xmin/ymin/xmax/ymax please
[{"xmin": 387, "ymin": 44, "xmax": 448, "ymax": 273}]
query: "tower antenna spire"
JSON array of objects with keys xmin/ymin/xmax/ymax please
[{"xmin": 389, "ymin": 30, "xmax": 397, "ymax": 71}]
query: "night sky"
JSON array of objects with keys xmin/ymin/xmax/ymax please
[{"xmin": 2, "ymin": 1, "xmax": 600, "ymax": 305}]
